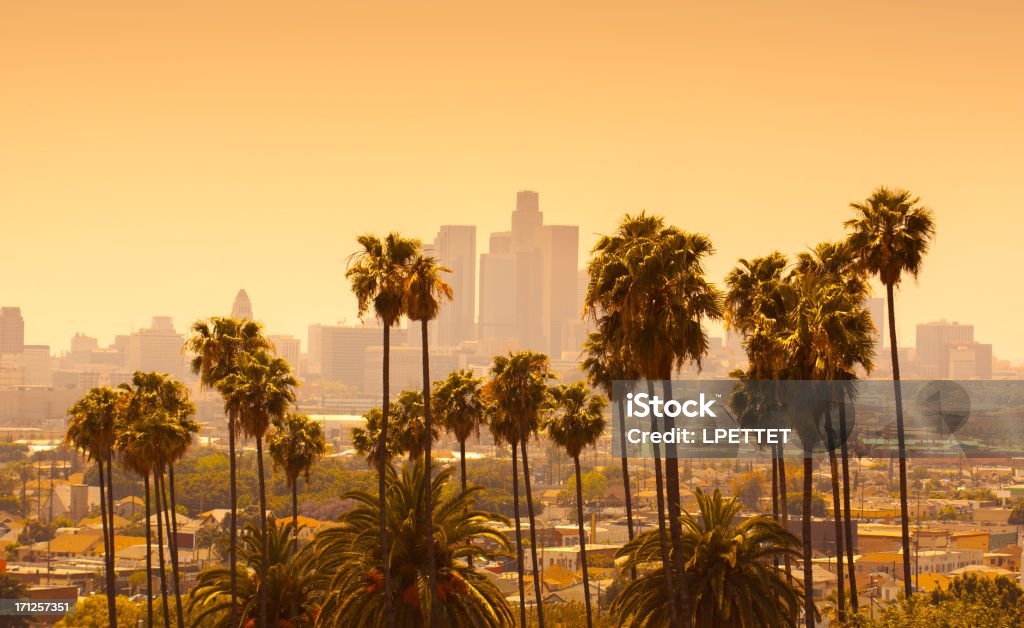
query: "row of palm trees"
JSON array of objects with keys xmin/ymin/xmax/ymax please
[{"xmin": 64, "ymin": 336, "xmax": 329, "ymax": 628}]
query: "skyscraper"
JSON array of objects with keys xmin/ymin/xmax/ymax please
[
  {"xmin": 428, "ymin": 225, "xmax": 476, "ymax": 348},
  {"xmin": 125, "ymin": 316, "xmax": 187, "ymax": 378},
  {"xmin": 232, "ymin": 289, "xmax": 254, "ymax": 320},
  {"xmin": 0, "ymin": 307, "xmax": 25, "ymax": 354},
  {"xmin": 478, "ymin": 191, "xmax": 581, "ymax": 356},
  {"xmin": 916, "ymin": 320, "xmax": 974, "ymax": 377}
]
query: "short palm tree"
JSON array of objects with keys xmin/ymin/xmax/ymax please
[
  {"xmin": 189, "ymin": 519, "xmax": 316, "ymax": 627},
  {"xmin": 346, "ymin": 232, "xmax": 421, "ymax": 628},
  {"xmin": 487, "ymin": 351, "xmax": 554, "ymax": 628},
  {"xmin": 432, "ymin": 369, "xmax": 486, "ymax": 495},
  {"xmin": 612, "ymin": 489, "xmax": 802, "ymax": 627},
  {"xmin": 219, "ymin": 349, "xmax": 297, "ymax": 628},
  {"xmin": 66, "ymin": 386, "xmax": 123, "ymax": 628},
  {"xmin": 845, "ymin": 186, "xmax": 935, "ymax": 599},
  {"xmin": 186, "ymin": 316, "xmax": 271, "ymax": 624},
  {"xmin": 353, "ymin": 393, "xmax": 438, "ymax": 465},
  {"xmin": 311, "ymin": 460, "xmax": 514, "ymax": 627},
  {"xmin": 544, "ymin": 382, "xmax": 607, "ymax": 628},
  {"xmin": 267, "ymin": 413, "xmax": 329, "ymax": 538}
]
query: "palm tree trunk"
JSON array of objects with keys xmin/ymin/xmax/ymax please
[
  {"xmin": 379, "ymin": 323, "xmax": 395, "ymax": 628},
  {"xmin": 824, "ymin": 413, "xmax": 846, "ymax": 623},
  {"xmin": 839, "ymin": 402, "xmax": 858, "ymax": 610},
  {"xmin": 167, "ymin": 466, "xmax": 185, "ymax": 628},
  {"xmin": 510, "ymin": 440, "xmax": 528, "ymax": 628},
  {"xmin": 292, "ymin": 479, "xmax": 299, "ymax": 557},
  {"xmin": 460, "ymin": 437, "xmax": 472, "ymax": 569},
  {"xmin": 777, "ymin": 442, "xmax": 791, "ymax": 579},
  {"xmin": 227, "ymin": 411, "xmax": 239, "ymax": 627},
  {"xmin": 648, "ymin": 401, "xmax": 678, "ymax": 627},
  {"xmin": 772, "ymin": 451, "xmax": 779, "ymax": 521},
  {"xmin": 420, "ymin": 320, "xmax": 441, "ymax": 627},
  {"xmin": 887, "ymin": 283, "xmax": 913, "ymax": 598},
  {"xmin": 106, "ymin": 454, "xmax": 116, "ymax": 590},
  {"xmin": 616, "ymin": 396, "xmax": 637, "ymax": 581},
  {"xmin": 256, "ymin": 436, "xmax": 269, "ymax": 628},
  {"xmin": 97, "ymin": 460, "xmax": 117, "ymax": 628},
  {"xmin": 520, "ymin": 438, "xmax": 545, "ymax": 628},
  {"xmin": 144, "ymin": 472, "xmax": 154, "ymax": 628},
  {"xmin": 661, "ymin": 380, "xmax": 689, "ymax": 625},
  {"xmin": 802, "ymin": 455, "xmax": 814, "ymax": 628},
  {"xmin": 573, "ymin": 455, "xmax": 594, "ymax": 628},
  {"xmin": 155, "ymin": 473, "xmax": 172, "ymax": 628}
]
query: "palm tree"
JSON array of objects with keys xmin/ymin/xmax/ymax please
[
  {"xmin": 189, "ymin": 519, "xmax": 316, "ymax": 626},
  {"xmin": 346, "ymin": 232, "xmax": 421, "ymax": 628},
  {"xmin": 581, "ymin": 318, "xmax": 640, "ymax": 581},
  {"xmin": 487, "ymin": 351, "xmax": 554, "ymax": 628},
  {"xmin": 587, "ymin": 212, "xmax": 724, "ymax": 625},
  {"xmin": 267, "ymin": 413, "xmax": 329, "ymax": 539},
  {"xmin": 116, "ymin": 371, "xmax": 199, "ymax": 628},
  {"xmin": 612, "ymin": 489, "xmax": 802, "ymax": 627},
  {"xmin": 186, "ymin": 316, "xmax": 271, "ymax": 624},
  {"xmin": 544, "ymin": 382, "xmax": 607, "ymax": 628},
  {"xmin": 219, "ymin": 349, "xmax": 297, "ymax": 628},
  {"xmin": 845, "ymin": 186, "xmax": 935, "ymax": 599},
  {"xmin": 404, "ymin": 253, "xmax": 453, "ymax": 628},
  {"xmin": 65, "ymin": 386, "xmax": 123, "ymax": 628},
  {"xmin": 312, "ymin": 460, "xmax": 514, "ymax": 627},
  {"xmin": 353, "ymin": 393, "xmax": 438, "ymax": 465},
  {"xmin": 432, "ymin": 370, "xmax": 486, "ymax": 496}
]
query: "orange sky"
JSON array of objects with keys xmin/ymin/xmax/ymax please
[{"xmin": 2, "ymin": 1, "xmax": 1022, "ymax": 359}]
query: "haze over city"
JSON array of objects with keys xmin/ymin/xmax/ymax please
[{"xmin": 2, "ymin": 1, "xmax": 1023, "ymax": 360}]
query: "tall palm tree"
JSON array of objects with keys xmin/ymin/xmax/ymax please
[
  {"xmin": 581, "ymin": 317, "xmax": 640, "ymax": 581},
  {"xmin": 353, "ymin": 393, "xmax": 438, "ymax": 466},
  {"xmin": 845, "ymin": 186, "xmax": 935, "ymax": 599},
  {"xmin": 267, "ymin": 413, "xmax": 329, "ymax": 539},
  {"xmin": 185, "ymin": 316, "xmax": 271, "ymax": 624},
  {"xmin": 117, "ymin": 371, "xmax": 199, "ymax": 628},
  {"xmin": 487, "ymin": 351, "xmax": 554, "ymax": 628},
  {"xmin": 587, "ymin": 212, "xmax": 724, "ymax": 625},
  {"xmin": 312, "ymin": 460, "xmax": 514, "ymax": 627},
  {"xmin": 65, "ymin": 386, "xmax": 123, "ymax": 628},
  {"xmin": 432, "ymin": 370, "xmax": 486, "ymax": 496},
  {"xmin": 404, "ymin": 253, "xmax": 453, "ymax": 628},
  {"xmin": 612, "ymin": 489, "xmax": 803, "ymax": 627},
  {"xmin": 346, "ymin": 232, "xmax": 421, "ymax": 628},
  {"xmin": 544, "ymin": 382, "xmax": 607, "ymax": 628},
  {"xmin": 219, "ymin": 349, "xmax": 297, "ymax": 628}
]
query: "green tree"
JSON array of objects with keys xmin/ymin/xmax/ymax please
[
  {"xmin": 65, "ymin": 385, "xmax": 123, "ymax": 627},
  {"xmin": 432, "ymin": 369, "xmax": 486, "ymax": 495},
  {"xmin": 404, "ymin": 253, "xmax": 453, "ymax": 627},
  {"xmin": 186, "ymin": 316, "xmax": 271, "ymax": 626},
  {"xmin": 188, "ymin": 519, "xmax": 314, "ymax": 627},
  {"xmin": 487, "ymin": 351, "xmax": 555, "ymax": 628},
  {"xmin": 54, "ymin": 595, "xmax": 144, "ymax": 628},
  {"xmin": 267, "ymin": 413, "xmax": 328, "ymax": 540},
  {"xmin": 845, "ymin": 186, "xmax": 936, "ymax": 600},
  {"xmin": 0, "ymin": 573, "xmax": 28, "ymax": 627},
  {"xmin": 218, "ymin": 349, "xmax": 297, "ymax": 628},
  {"xmin": 312, "ymin": 460, "xmax": 514, "ymax": 627},
  {"xmin": 612, "ymin": 489, "xmax": 802, "ymax": 627},
  {"xmin": 346, "ymin": 232, "xmax": 421, "ymax": 628},
  {"xmin": 873, "ymin": 574, "xmax": 1024, "ymax": 627},
  {"xmin": 544, "ymin": 382, "xmax": 607, "ymax": 628}
]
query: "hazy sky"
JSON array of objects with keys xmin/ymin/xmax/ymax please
[{"xmin": 2, "ymin": 1, "xmax": 1022, "ymax": 359}]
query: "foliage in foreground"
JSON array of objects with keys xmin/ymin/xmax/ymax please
[{"xmin": 868, "ymin": 574, "xmax": 1024, "ymax": 628}]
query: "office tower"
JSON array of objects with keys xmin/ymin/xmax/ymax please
[
  {"xmin": 429, "ymin": 225, "xmax": 476, "ymax": 348},
  {"xmin": 363, "ymin": 345, "xmax": 459, "ymax": 398},
  {"xmin": 269, "ymin": 335, "xmax": 301, "ymax": 370},
  {"xmin": 125, "ymin": 316, "xmax": 187, "ymax": 378},
  {"xmin": 947, "ymin": 343, "xmax": 993, "ymax": 379},
  {"xmin": 21, "ymin": 345, "xmax": 52, "ymax": 386},
  {"xmin": 478, "ymin": 191, "xmax": 580, "ymax": 355},
  {"xmin": 316, "ymin": 323, "xmax": 407, "ymax": 388},
  {"xmin": 0, "ymin": 307, "xmax": 25, "ymax": 354},
  {"xmin": 916, "ymin": 320, "xmax": 974, "ymax": 377},
  {"xmin": 232, "ymin": 289, "xmax": 254, "ymax": 320}
]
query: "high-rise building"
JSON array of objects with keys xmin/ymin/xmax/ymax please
[
  {"xmin": 21, "ymin": 345, "xmax": 52, "ymax": 386},
  {"xmin": 269, "ymin": 335, "xmax": 301, "ymax": 370},
  {"xmin": 916, "ymin": 320, "xmax": 974, "ymax": 377},
  {"xmin": 125, "ymin": 316, "xmax": 187, "ymax": 378},
  {"xmin": 232, "ymin": 289, "xmax": 254, "ymax": 320},
  {"xmin": 0, "ymin": 307, "xmax": 25, "ymax": 354},
  {"xmin": 315, "ymin": 323, "xmax": 407, "ymax": 388},
  {"xmin": 478, "ymin": 191, "xmax": 580, "ymax": 356},
  {"xmin": 947, "ymin": 343, "xmax": 993, "ymax": 379},
  {"xmin": 363, "ymin": 345, "xmax": 459, "ymax": 398},
  {"xmin": 428, "ymin": 225, "xmax": 476, "ymax": 348}
]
